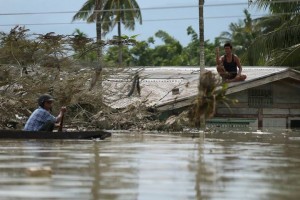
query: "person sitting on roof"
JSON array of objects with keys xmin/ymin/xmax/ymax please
[
  {"xmin": 216, "ymin": 42, "xmax": 247, "ymax": 82},
  {"xmin": 24, "ymin": 94, "xmax": 66, "ymax": 131}
]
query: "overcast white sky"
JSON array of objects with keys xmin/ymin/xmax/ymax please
[{"xmin": 0, "ymin": 0, "xmax": 266, "ymax": 46}]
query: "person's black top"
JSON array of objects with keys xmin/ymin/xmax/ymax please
[{"xmin": 223, "ymin": 54, "xmax": 237, "ymax": 73}]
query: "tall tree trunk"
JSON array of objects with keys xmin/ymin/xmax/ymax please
[
  {"xmin": 199, "ymin": 0, "xmax": 205, "ymax": 72},
  {"xmin": 198, "ymin": 0, "xmax": 205, "ymax": 128},
  {"xmin": 96, "ymin": 13, "xmax": 102, "ymax": 57},
  {"xmin": 90, "ymin": 2, "xmax": 103, "ymax": 92},
  {"xmin": 118, "ymin": 21, "xmax": 123, "ymax": 67}
]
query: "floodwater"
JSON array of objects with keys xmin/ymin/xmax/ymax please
[{"xmin": 0, "ymin": 131, "xmax": 300, "ymax": 200}]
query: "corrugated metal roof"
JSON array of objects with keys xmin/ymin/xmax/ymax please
[{"xmin": 105, "ymin": 66, "xmax": 291, "ymax": 109}]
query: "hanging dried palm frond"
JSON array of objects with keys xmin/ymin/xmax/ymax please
[{"xmin": 188, "ymin": 70, "xmax": 233, "ymax": 128}]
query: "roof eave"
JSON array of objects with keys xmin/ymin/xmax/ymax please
[{"xmin": 226, "ymin": 68, "xmax": 300, "ymax": 94}]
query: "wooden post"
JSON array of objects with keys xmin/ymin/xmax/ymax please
[
  {"xmin": 258, "ymin": 108, "xmax": 263, "ymax": 130},
  {"xmin": 198, "ymin": 0, "xmax": 205, "ymax": 128}
]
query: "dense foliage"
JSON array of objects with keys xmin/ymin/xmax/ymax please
[
  {"xmin": 0, "ymin": 25, "xmax": 218, "ymax": 68},
  {"xmin": 216, "ymin": 1, "xmax": 300, "ymax": 69},
  {"xmin": 103, "ymin": 27, "xmax": 217, "ymax": 67},
  {"xmin": 249, "ymin": 0, "xmax": 300, "ymax": 69}
]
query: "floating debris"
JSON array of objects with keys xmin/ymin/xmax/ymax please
[{"xmin": 25, "ymin": 166, "xmax": 52, "ymax": 177}]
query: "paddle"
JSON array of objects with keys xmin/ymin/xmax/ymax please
[{"xmin": 58, "ymin": 113, "xmax": 64, "ymax": 132}]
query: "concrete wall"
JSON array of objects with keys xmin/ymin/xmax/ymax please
[
  {"xmin": 263, "ymin": 118, "xmax": 286, "ymax": 129},
  {"xmin": 273, "ymin": 80, "xmax": 300, "ymax": 106}
]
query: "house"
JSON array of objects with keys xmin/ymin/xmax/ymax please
[
  {"xmin": 209, "ymin": 67, "xmax": 300, "ymax": 130},
  {"xmin": 105, "ymin": 67, "xmax": 300, "ymax": 130}
]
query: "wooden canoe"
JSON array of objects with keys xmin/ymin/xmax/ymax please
[{"xmin": 0, "ymin": 130, "xmax": 111, "ymax": 140}]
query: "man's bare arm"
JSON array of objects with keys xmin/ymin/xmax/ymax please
[
  {"xmin": 215, "ymin": 47, "xmax": 221, "ymax": 66},
  {"xmin": 235, "ymin": 55, "xmax": 242, "ymax": 75},
  {"xmin": 56, "ymin": 107, "xmax": 66, "ymax": 123}
]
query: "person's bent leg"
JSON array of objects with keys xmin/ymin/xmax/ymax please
[
  {"xmin": 39, "ymin": 121, "xmax": 55, "ymax": 132},
  {"xmin": 229, "ymin": 74, "xmax": 247, "ymax": 82},
  {"xmin": 235, "ymin": 74, "xmax": 247, "ymax": 81},
  {"xmin": 241, "ymin": 74, "xmax": 247, "ymax": 80}
]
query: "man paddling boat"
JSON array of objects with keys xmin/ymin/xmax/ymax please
[{"xmin": 24, "ymin": 94, "xmax": 66, "ymax": 131}]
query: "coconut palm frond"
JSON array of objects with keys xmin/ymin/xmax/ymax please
[
  {"xmin": 247, "ymin": 1, "xmax": 300, "ymax": 66},
  {"xmin": 216, "ymin": 10, "xmax": 258, "ymax": 58},
  {"xmin": 120, "ymin": 0, "xmax": 142, "ymax": 28},
  {"xmin": 268, "ymin": 44, "xmax": 300, "ymax": 67},
  {"xmin": 101, "ymin": 14, "xmax": 114, "ymax": 36},
  {"xmin": 254, "ymin": 14, "xmax": 285, "ymax": 33},
  {"xmin": 248, "ymin": 15, "xmax": 300, "ymax": 65},
  {"xmin": 123, "ymin": 10, "xmax": 137, "ymax": 30},
  {"xmin": 72, "ymin": 28, "xmax": 88, "ymax": 37},
  {"xmin": 269, "ymin": 2, "xmax": 300, "ymax": 15},
  {"xmin": 253, "ymin": 0, "xmax": 300, "ymax": 15},
  {"xmin": 240, "ymin": 50, "xmax": 266, "ymax": 66},
  {"xmin": 154, "ymin": 30, "xmax": 179, "ymax": 44},
  {"xmin": 72, "ymin": 0, "xmax": 96, "ymax": 22},
  {"xmin": 103, "ymin": 0, "xmax": 142, "ymax": 31},
  {"xmin": 101, "ymin": 0, "xmax": 142, "ymax": 66},
  {"xmin": 218, "ymin": 31, "xmax": 232, "ymax": 40}
]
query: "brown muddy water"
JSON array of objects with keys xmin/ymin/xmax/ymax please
[{"xmin": 0, "ymin": 131, "xmax": 300, "ymax": 200}]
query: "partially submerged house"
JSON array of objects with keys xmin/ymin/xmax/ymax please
[
  {"xmin": 209, "ymin": 67, "xmax": 300, "ymax": 130},
  {"xmin": 106, "ymin": 67, "xmax": 300, "ymax": 130}
]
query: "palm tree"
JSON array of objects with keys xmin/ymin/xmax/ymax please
[
  {"xmin": 73, "ymin": 0, "xmax": 106, "ymax": 91},
  {"xmin": 102, "ymin": 0, "xmax": 142, "ymax": 66},
  {"xmin": 73, "ymin": 0, "xmax": 104, "ymax": 56},
  {"xmin": 217, "ymin": 20, "xmax": 244, "ymax": 53},
  {"xmin": 217, "ymin": 10, "xmax": 260, "ymax": 65},
  {"xmin": 71, "ymin": 29, "xmax": 94, "ymax": 60},
  {"xmin": 248, "ymin": 0, "xmax": 300, "ymax": 68},
  {"xmin": 71, "ymin": 28, "xmax": 88, "ymax": 52}
]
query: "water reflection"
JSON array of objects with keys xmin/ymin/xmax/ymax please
[
  {"xmin": 0, "ymin": 131, "xmax": 299, "ymax": 200},
  {"xmin": 198, "ymin": 130, "xmax": 300, "ymax": 200}
]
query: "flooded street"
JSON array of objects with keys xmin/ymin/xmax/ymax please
[{"xmin": 0, "ymin": 132, "xmax": 300, "ymax": 200}]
